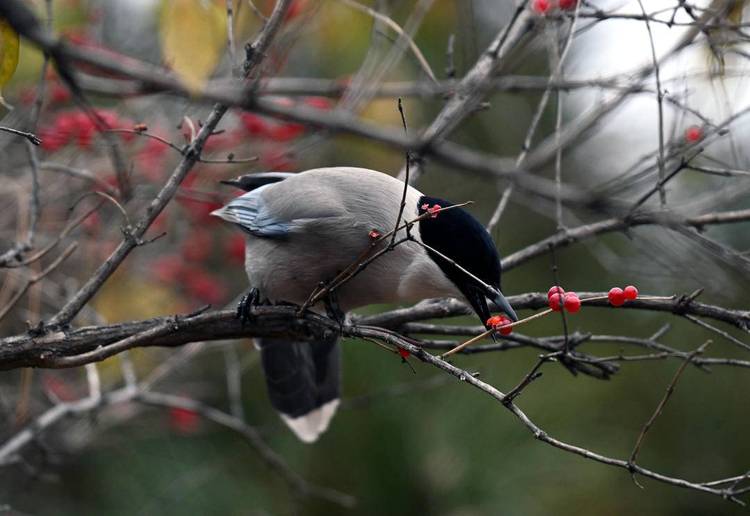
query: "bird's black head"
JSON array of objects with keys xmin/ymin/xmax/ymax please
[{"xmin": 417, "ymin": 195, "xmax": 517, "ymax": 325}]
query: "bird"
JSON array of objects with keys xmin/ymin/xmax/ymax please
[{"xmin": 211, "ymin": 167, "xmax": 516, "ymax": 443}]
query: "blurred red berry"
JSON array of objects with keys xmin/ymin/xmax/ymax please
[
  {"xmin": 608, "ymin": 287, "xmax": 625, "ymax": 306},
  {"xmin": 169, "ymin": 406, "xmax": 200, "ymax": 434},
  {"xmin": 304, "ymin": 96, "xmax": 333, "ymax": 110},
  {"xmin": 486, "ymin": 315, "xmax": 502, "ymax": 328},
  {"xmin": 42, "ymin": 374, "xmax": 77, "ymax": 402},
  {"xmin": 81, "ymin": 211, "xmax": 100, "ymax": 234},
  {"xmin": 227, "ymin": 233, "xmax": 246, "ymax": 265},
  {"xmin": 398, "ymin": 348, "xmax": 411, "ymax": 359},
  {"xmin": 563, "ymin": 293, "xmax": 581, "ymax": 313},
  {"xmin": 39, "ymin": 126, "xmax": 68, "ymax": 152},
  {"xmin": 549, "ymin": 292, "xmax": 564, "ymax": 311},
  {"xmin": 152, "ymin": 254, "xmax": 185, "ymax": 284},
  {"xmin": 685, "ymin": 125, "xmax": 703, "ymax": 143},
  {"xmin": 185, "ymin": 270, "xmax": 225, "ymax": 305},
  {"xmin": 270, "ymin": 122, "xmax": 305, "ymax": 141},
  {"xmin": 181, "ymin": 229, "xmax": 213, "ymax": 262},
  {"xmin": 239, "ymin": 113, "xmax": 268, "ymax": 136},
  {"xmin": 532, "ymin": 0, "xmax": 551, "ymax": 14},
  {"xmin": 624, "ymin": 285, "xmax": 639, "ymax": 300},
  {"xmin": 56, "ymin": 113, "xmax": 76, "ymax": 134},
  {"xmin": 95, "ymin": 109, "xmax": 119, "ymax": 128},
  {"xmin": 368, "ymin": 229, "xmax": 381, "ymax": 240},
  {"xmin": 558, "ymin": 0, "xmax": 577, "ymax": 9},
  {"xmin": 284, "ymin": 0, "xmax": 306, "ymax": 21},
  {"xmin": 74, "ymin": 112, "xmax": 95, "ymax": 149},
  {"xmin": 547, "ymin": 285, "xmax": 565, "ymax": 299},
  {"xmin": 50, "ymin": 83, "xmax": 71, "ymax": 104}
]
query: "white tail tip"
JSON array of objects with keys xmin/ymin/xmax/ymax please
[{"xmin": 280, "ymin": 399, "xmax": 340, "ymax": 443}]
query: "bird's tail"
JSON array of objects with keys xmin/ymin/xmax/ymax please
[{"xmin": 256, "ymin": 335, "xmax": 341, "ymax": 443}]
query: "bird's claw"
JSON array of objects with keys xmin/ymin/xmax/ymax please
[
  {"xmin": 324, "ymin": 290, "xmax": 346, "ymax": 332},
  {"xmin": 237, "ymin": 288, "xmax": 261, "ymax": 325}
]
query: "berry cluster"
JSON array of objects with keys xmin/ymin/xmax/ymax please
[
  {"xmin": 608, "ymin": 285, "xmax": 638, "ymax": 306},
  {"xmin": 486, "ymin": 315, "xmax": 513, "ymax": 335},
  {"xmin": 39, "ymin": 109, "xmax": 133, "ymax": 152},
  {"xmin": 547, "ymin": 286, "xmax": 581, "ymax": 313},
  {"xmin": 532, "ymin": 0, "xmax": 577, "ymax": 15}
]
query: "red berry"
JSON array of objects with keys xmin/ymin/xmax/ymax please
[
  {"xmin": 420, "ymin": 203, "xmax": 441, "ymax": 218},
  {"xmin": 398, "ymin": 347, "xmax": 411, "ymax": 359},
  {"xmin": 497, "ymin": 316, "xmax": 513, "ymax": 335},
  {"xmin": 564, "ymin": 293, "xmax": 581, "ymax": 313},
  {"xmin": 547, "ymin": 285, "xmax": 565, "ymax": 300},
  {"xmin": 608, "ymin": 287, "xmax": 625, "ymax": 307},
  {"xmin": 169, "ymin": 406, "xmax": 200, "ymax": 434},
  {"xmin": 624, "ymin": 285, "xmax": 639, "ymax": 300},
  {"xmin": 685, "ymin": 125, "xmax": 703, "ymax": 143},
  {"xmin": 487, "ymin": 315, "xmax": 512, "ymax": 335},
  {"xmin": 368, "ymin": 229, "xmax": 381, "ymax": 240},
  {"xmin": 549, "ymin": 292, "xmax": 564, "ymax": 311},
  {"xmin": 558, "ymin": 0, "xmax": 577, "ymax": 9},
  {"xmin": 532, "ymin": 0, "xmax": 551, "ymax": 14},
  {"xmin": 486, "ymin": 315, "xmax": 502, "ymax": 328}
]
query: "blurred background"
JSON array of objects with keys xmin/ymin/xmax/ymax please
[{"xmin": 0, "ymin": 0, "xmax": 749, "ymax": 514}]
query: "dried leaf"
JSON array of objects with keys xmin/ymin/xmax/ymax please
[
  {"xmin": 0, "ymin": 17, "xmax": 20, "ymax": 109},
  {"xmin": 159, "ymin": 0, "xmax": 226, "ymax": 94}
]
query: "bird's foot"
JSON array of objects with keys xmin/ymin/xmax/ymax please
[
  {"xmin": 237, "ymin": 288, "xmax": 261, "ymax": 325},
  {"xmin": 324, "ymin": 290, "xmax": 346, "ymax": 331}
]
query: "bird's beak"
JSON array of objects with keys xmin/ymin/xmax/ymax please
[
  {"xmin": 490, "ymin": 288, "xmax": 518, "ymax": 322},
  {"xmin": 220, "ymin": 178, "xmax": 243, "ymax": 189}
]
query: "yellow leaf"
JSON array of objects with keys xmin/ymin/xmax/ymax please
[
  {"xmin": 0, "ymin": 17, "xmax": 20, "ymax": 108},
  {"xmin": 159, "ymin": 0, "xmax": 227, "ymax": 94}
]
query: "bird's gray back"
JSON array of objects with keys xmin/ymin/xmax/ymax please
[{"xmin": 243, "ymin": 167, "xmax": 453, "ymax": 309}]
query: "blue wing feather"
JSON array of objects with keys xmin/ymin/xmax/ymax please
[{"xmin": 220, "ymin": 187, "xmax": 290, "ymax": 237}]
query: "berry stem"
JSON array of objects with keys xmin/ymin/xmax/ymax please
[
  {"xmin": 441, "ymin": 293, "xmax": 676, "ymax": 357},
  {"xmin": 442, "ymin": 308, "xmax": 554, "ymax": 358}
]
